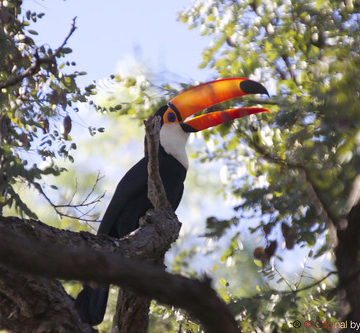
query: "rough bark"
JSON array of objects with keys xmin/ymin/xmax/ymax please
[
  {"xmin": 111, "ymin": 289, "xmax": 150, "ymax": 333},
  {"xmin": 0, "ymin": 216, "xmax": 95, "ymax": 333},
  {"xmin": 335, "ymin": 176, "xmax": 360, "ymax": 326},
  {"xmin": 110, "ymin": 115, "xmax": 175, "ymax": 332},
  {"xmin": 0, "ymin": 214, "xmax": 239, "ymax": 333},
  {"xmin": 335, "ymin": 205, "xmax": 360, "ymax": 323},
  {"xmin": 0, "ymin": 266, "xmax": 92, "ymax": 333}
]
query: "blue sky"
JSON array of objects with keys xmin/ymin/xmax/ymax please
[{"xmin": 23, "ymin": 0, "xmax": 211, "ymax": 85}]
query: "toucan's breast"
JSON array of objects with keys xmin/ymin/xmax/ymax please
[{"xmin": 159, "ymin": 123, "xmax": 190, "ymax": 169}]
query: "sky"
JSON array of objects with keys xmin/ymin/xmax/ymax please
[{"xmin": 23, "ymin": 0, "xmax": 212, "ymax": 85}]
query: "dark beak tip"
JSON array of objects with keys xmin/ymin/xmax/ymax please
[{"xmin": 240, "ymin": 80, "xmax": 269, "ymax": 96}]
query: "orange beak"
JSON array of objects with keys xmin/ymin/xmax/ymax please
[
  {"xmin": 182, "ymin": 107, "xmax": 270, "ymax": 132},
  {"xmin": 165, "ymin": 78, "xmax": 270, "ymax": 132}
]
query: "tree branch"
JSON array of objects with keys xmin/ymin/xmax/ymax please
[
  {"xmin": 0, "ymin": 17, "xmax": 77, "ymax": 90},
  {"xmin": 111, "ymin": 114, "xmax": 171, "ymax": 333},
  {"xmin": 144, "ymin": 115, "xmax": 171, "ymax": 208},
  {"xmin": 281, "ymin": 55, "xmax": 298, "ymax": 85},
  {"xmin": 111, "ymin": 113, "xmax": 177, "ymax": 333},
  {"xmin": 0, "ymin": 216, "xmax": 240, "ymax": 333},
  {"xmin": 0, "ymin": 113, "xmax": 239, "ymax": 332},
  {"xmin": 335, "ymin": 175, "xmax": 360, "ymax": 322}
]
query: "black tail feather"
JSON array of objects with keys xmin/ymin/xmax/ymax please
[{"xmin": 75, "ymin": 285, "xmax": 109, "ymax": 326}]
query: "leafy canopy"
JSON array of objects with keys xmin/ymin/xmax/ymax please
[
  {"xmin": 0, "ymin": 2, "xmax": 96, "ymax": 217},
  {"xmin": 180, "ymin": 0, "xmax": 360, "ymax": 251}
]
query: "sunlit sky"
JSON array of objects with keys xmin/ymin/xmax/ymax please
[{"xmin": 23, "ymin": 0, "xmax": 211, "ymax": 85}]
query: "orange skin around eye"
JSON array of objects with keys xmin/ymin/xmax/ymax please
[{"xmin": 163, "ymin": 108, "xmax": 179, "ymax": 124}]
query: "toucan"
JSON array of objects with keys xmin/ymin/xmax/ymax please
[{"xmin": 75, "ymin": 78, "xmax": 269, "ymax": 326}]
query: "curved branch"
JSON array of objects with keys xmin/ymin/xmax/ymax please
[{"xmin": 0, "ymin": 216, "xmax": 239, "ymax": 333}]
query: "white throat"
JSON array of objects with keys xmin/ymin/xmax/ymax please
[{"xmin": 160, "ymin": 123, "xmax": 190, "ymax": 169}]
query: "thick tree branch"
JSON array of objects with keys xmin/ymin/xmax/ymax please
[
  {"xmin": 144, "ymin": 115, "xmax": 171, "ymax": 208},
  {"xmin": 112, "ymin": 114, "xmax": 172, "ymax": 333},
  {"xmin": 0, "ymin": 216, "xmax": 239, "ymax": 333},
  {"xmin": 335, "ymin": 175, "xmax": 360, "ymax": 322},
  {"xmin": 0, "ymin": 265, "xmax": 93, "ymax": 333},
  {"xmin": 0, "ymin": 17, "xmax": 77, "ymax": 90},
  {"xmin": 112, "ymin": 113, "xmax": 181, "ymax": 332},
  {"xmin": 0, "ymin": 113, "xmax": 239, "ymax": 333}
]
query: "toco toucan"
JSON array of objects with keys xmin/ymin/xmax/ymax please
[{"xmin": 75, "ymin": 78, "xmax": 269, "ymax": 326}]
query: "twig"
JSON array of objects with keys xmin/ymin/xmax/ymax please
[
  {"xmin": 274, "ymin": 266, "xmax": 294, "ymax": 292},
  {"xmin": 0, "ymin": 17, "xmax": 77, "ymax": 90},
  {"xmin": 292, "ymin": 270, "xmax": 336, "ymax": 294},
  {"xmin": 247, "ymin": 270, "xmax": 337, "ymax": 301},
  {"xmin": 295, "ymin": 256, "xmax": 309, "ymax": 289},
  {"xmin": 53, "ymin": 17, "xmax": 77, "ymax": 57},
  {"xmin": 282, "ymin": 55, "xmax": 298, "ymax": 85},
  {"xmin": 249, "ymin": 140, "xmax": 338, "ymax": 228},
  {"xmin": 34, "ymin": 179, "xmax": 103, "ymax": 225}
]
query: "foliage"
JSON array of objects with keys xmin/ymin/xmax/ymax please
[
  {"xmin": 0, "ymin": 1, "xmax": 97, "ymax": 218},
  {"xmin": 2, "ymin": 0, "xmax": 359, "ymax": 331},
  {"xmin": 180, "ymin": 0, "xmax": 360, "ymax": 248},
  {"xmin": 176, "ymin": 0, "xmax": 360, "ymax": 330},
  {"xmin": 82, "ymin": 0, "xmax": 359, "ymax": 330}
]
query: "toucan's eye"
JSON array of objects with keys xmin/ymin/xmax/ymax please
[{"xmin": 167, "ymin": 112, "xmax": 176, "ymax": 122}]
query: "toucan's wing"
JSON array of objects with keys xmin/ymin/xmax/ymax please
[
  {"xmin": 97, "ymin": 153, "xmax": 186, "ymax": 237},
  {"xmin": 97, "ymin": 157, "xmax": 150, "ymax": 237}
]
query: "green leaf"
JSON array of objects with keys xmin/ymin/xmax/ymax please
[{"xmin": 61, "ymin": 47, "xmax": 72, "ymax": 54}]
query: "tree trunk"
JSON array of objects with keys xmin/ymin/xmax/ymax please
[
  {"xmin": 112, "ymin": 289, "xmax": 150, "ymax": 333},
  {"xmin": 0, "ymin": 265, "xmax": 93, "ymax": 333},
  {"xmin": 335, "ymin": 203, "xmax": 360, "ymax": 323}
]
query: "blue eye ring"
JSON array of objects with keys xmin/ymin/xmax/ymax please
[{"xmin": 167, "ymin": 112, "xmax": 176, "ymax": 122}]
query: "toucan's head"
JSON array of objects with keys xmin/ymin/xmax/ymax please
[{"xmin": 156, "ymin": 78, "xmax": 270, "ymax": 168}]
